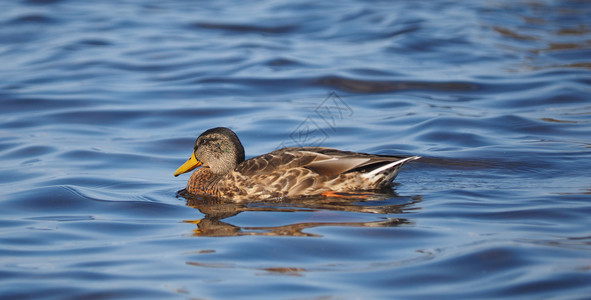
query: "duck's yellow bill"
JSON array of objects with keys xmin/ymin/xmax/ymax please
[{"xmin": 174, "ymin": 152, "xmax": 202, "ymax": 177}]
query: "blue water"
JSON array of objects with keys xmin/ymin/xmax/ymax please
[{"xmin": 1, "ymin": 0, "xmax": 591, "ymax": 298}]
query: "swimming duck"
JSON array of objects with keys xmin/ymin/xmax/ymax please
[{"xmin": 174, "ymin": 127, "xmax": 420, "ymax": 201}]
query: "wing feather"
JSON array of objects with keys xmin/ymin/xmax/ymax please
[{"xmin": 236, "ymin": 147, "xmax": 415, "ymax": 179}]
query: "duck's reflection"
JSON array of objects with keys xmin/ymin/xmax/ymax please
[{"xmin": 178, "ymin": 189, "xmax": 421, "ymax": 237}]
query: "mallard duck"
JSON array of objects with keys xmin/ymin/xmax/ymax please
[{"xmin": 174, "ymin": 127, "xmax": 420, "ymax": 201}]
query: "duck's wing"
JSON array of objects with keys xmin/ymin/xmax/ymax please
[
  {"xmin": 236, "ymin": 147, "xmax": 417, "ymax": 177},
  {"xmin": 304, "ymin": 148, "xmax": 418, "ymax": 177}
]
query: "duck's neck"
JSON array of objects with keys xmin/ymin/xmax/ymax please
[{"xmin": 187, "ymin": 168, "xmax": 222, "ymax": 195}]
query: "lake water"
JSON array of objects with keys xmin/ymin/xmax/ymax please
[{"xmin": 1, "ymin": 0, "xmax": 590, "ymax": 298}]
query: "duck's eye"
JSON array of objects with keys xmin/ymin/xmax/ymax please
[{"xmin": 195, "ymin": 138, "xmax": 206, "ymax": 149}]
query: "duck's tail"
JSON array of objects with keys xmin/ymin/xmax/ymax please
[{"xmin": 362, "ymin": 156, "xmax": 421, "ymax": 186}]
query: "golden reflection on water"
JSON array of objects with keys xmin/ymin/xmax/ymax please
[
  {"xmin": 186, "ymin": 261, "xmax": 308, "ymax": 276},
  {"xmin": 178, "ymin": 190, "xmax": 420, "ymax": 237}
]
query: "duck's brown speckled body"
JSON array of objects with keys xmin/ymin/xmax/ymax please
[{"xmin": 174, "ymin": 127, "xmax": 419, "ymax": 201}]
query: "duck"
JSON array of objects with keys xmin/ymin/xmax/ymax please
[{"xmin": 174, "ymin": 127, "xmax": 420, "ymax": 201}]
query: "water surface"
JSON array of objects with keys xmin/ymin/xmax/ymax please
[{"xmin": 1, "ymin": 0, "xmax": 591, "ymax": 299}]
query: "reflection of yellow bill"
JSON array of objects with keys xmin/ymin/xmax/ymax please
[
  {"xmin": 183, "ymin": 220, "xmax": 201, "ymax": 225},
  {"xmin": 174, "ymin": 152, "xmax": 202, "ymax": 176}
]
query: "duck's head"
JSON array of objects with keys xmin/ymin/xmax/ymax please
[{"xmin": 174, "ymin": 127, "xmax": 245, "ymax": 177}]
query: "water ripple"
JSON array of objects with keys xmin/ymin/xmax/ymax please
[{"xmin": 1, "ymin": 0, "xmax": 590, "ymax": 299}]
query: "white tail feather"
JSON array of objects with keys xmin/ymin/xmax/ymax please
[{"xmin": 362, "ymin": 156, "xmax": 421, "ymax": 179}]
